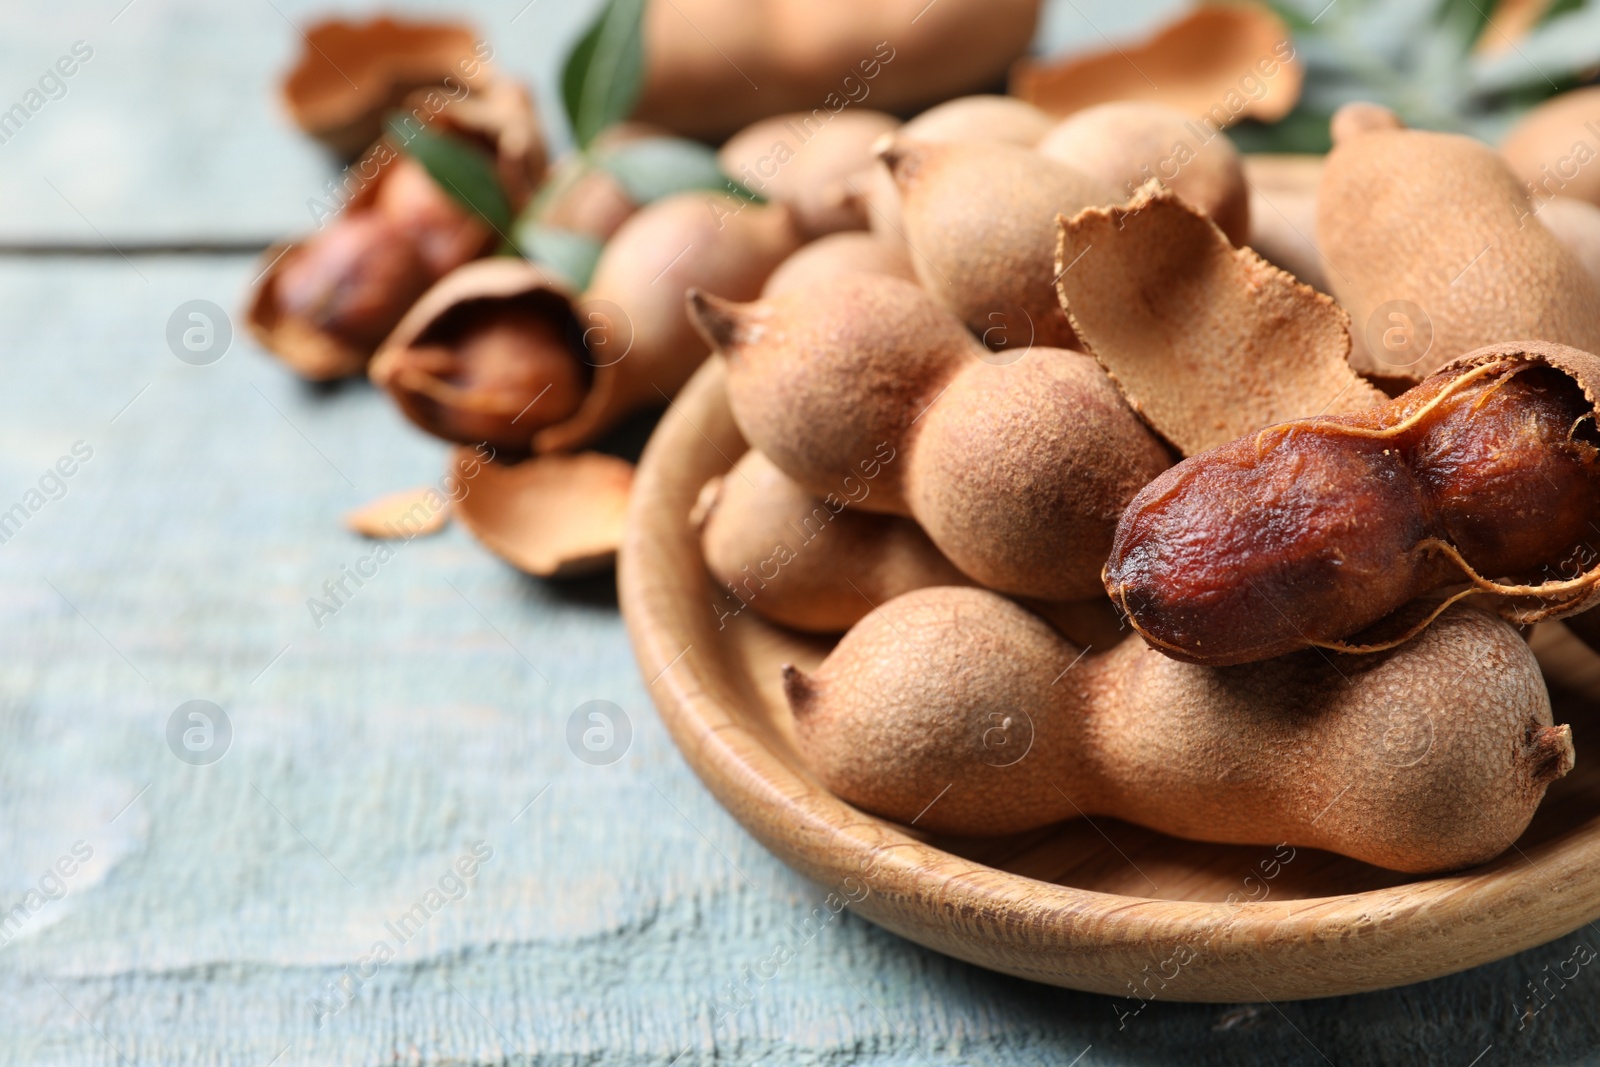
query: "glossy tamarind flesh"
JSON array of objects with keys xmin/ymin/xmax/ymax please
[{"xmin": 1105, "ymin": 348, "xmax": 1600, "ymax": 665}]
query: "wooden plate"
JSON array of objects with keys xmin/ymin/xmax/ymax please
[{"xmin": 618, "ymin": 358, "xmax": 1600, "ymax": 1002}]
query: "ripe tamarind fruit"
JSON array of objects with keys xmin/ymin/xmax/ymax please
[
  {"xmin": 700, "ymin": 449, "xmax": 970, "ymax": 633},
  {"xmin": 898, "ymin": 95, "xmax": 1054, "ymax": 147},
  {"xmin": 699, "ymin": 449, "xmax": 1128, "ymax": 646},
  {"xmin": 1501, "ymin": 86, "xmax": 1600, "ymax": 209},
  {"xmin": 761, "ymin": 232, "xmax": 917, "ymax": 298},
  {"xmin": 1104, "ymin": 341, "xmax": 1600, "ymax": 666},
  {"xmin": 1036, "ymin": 101, "xmax": 1250, "ymax": 244},
  {"xmin": 719, "ymin": 110, "xmax": 901, "ymax": 237},
  {"xmin": 633, "ymin": 0, "xmax": 1040, "ymax": 141},
  {"xmin": 690, "ymin": 273, "xmax": 1170, "ymax": 600},
  {"xmin": 880, "ymin": 139, "xmax": 1116, "ymax": 349},
  {"xmin": 1318, "ymin": 103, "xmax": 1600, "ymax": 379},
  {"xmin": 787, "ymin": 586, "xmax": 1572, "ymax": 874}
]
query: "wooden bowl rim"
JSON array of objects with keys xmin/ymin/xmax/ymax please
[{"xmin": 618, "ymin": 358, "xmax": 1600, "ymax": 1001}]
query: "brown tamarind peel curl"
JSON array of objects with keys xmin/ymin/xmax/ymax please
[
  {"xmin": 882, "ymin": 139, "xmax": 1116, "ymax": 351},
  {"xmin": 370, "ymin": 258, "xmax": 587, "ymax": 455},
  {"xmin": 1011, "ymin": 5, "xmax": 1302, "ymax": 125},
  {"xmin": 1318, "ymin": 110, "xmax": 1600, "ymax": 381},
  {"xmin": 1056, "ymin": 183, "xmax": 1385, "ymax": 458},
  {"xmin": 281, "ymin": 16, "xmax": 502, "ymax": 160},
  {"xmin": 690, "ymin": 274, "xmax": 1170, "ymax": 601},
  {"xmin": 450, "ymin": 446, "xmax": 634, "ymax": 578},
  {"xmin": 788, "ymin": 586, "xmax": 1571, "ymax": 874},
  {"xmin": 1106, "ymin": 341, "xmax": 1600, "ymax": 667}
]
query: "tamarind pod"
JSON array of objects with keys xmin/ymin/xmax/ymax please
[
  {"xmin": 719, "ymin": 111, "xmax": 901, "ymax": 238},
  {"xmin": 1105, "ymin": 341, "xmax": 1600, "ymax": 666},
  {"xmin": 899, "ymin": 95, "xmax": 1054, "ymax": 147},
  {"xmin": 1501, "ymin": 87, "xmax": 1600, "ymax": 209},
  {"xmin": 633, "ymin": 0, "xmax": 1040, "ymax": 141},
  {"xmin": 761, "ymin": 232, "xmax": 917, "ymax": 298},
  {"xmin": 1318, "ymin": 106, "xmax": 1600, "ymax": 379},
  {"xmin": 1036, "ymin": 102, "xmax": 1250, "ymax": 245},
  {"xmin": 1533, "ymin": 197, "xmax": 1600, "ymax": 287},
  {"xmin": 882, "ymin": 139, "xmax": 1116, "ymax": 350},
  {"xmin": 699, "ymin": 450, "xmax": 970, "ymax": 633},
  {"xmin": 691, "ymin": 274, "xmax": 1171, "ymax": 600},
  {"xmin": 788, "ymin": 586, "xmax": 1572, "ymax": 874}
]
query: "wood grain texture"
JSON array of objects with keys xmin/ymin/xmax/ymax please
[{"xmin": 620, "ymin": 357, "xmax": 1600, "ymax": 1003}]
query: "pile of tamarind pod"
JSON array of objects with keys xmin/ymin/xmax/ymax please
[{"xmin": 680, "ymin": 89, "xmax": 1600, "ymax": 874}]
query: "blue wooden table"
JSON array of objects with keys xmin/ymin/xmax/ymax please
[{"xmin": 1, "ymin": 2, "xmax": 1596, "ymax": 1064}]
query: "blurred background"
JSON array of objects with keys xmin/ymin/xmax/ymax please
[{"xmin": 2, "ymin": 2, "xmax": 1598, "ymax": 1064}]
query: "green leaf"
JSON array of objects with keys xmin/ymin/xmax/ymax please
[
  {"xmin": 512, "ymin": 222, "xmax": 604, "ymax": 291},
  {"xmin": 561, "ymin": 0, "xmax": 648, "ymax": 149},
  {"xmin": 595, "ymin": 136, "xmax": 766, "ymax": 205},
  {"xmin": 387, "ymin": 116, "xmax": 513, "ymax": 235}
]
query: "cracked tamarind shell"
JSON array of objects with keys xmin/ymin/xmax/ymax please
[
  {"xmin": 248, "ymin": 79, "xmax": 545, "ymax": 381},
  {"xmin": 787, "ymin": 586, "xmax": 1572, "ymax": 874},
  {"xmin": 281, "ymin": 15, "xmax": 498, "ymax": 160}
]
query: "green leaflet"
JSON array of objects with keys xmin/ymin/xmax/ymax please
[
  {"xmin": 561, "ymin": 0, "xmax": 648, "ymax": 149},
  {"xmin": 388, "ymin": 116, "xmax": 513, "ymax": 235}
]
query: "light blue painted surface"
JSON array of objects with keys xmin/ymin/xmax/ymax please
[{"xmin": 0, "ymin": 3, "xmax": 1598, "ymax": 1065}]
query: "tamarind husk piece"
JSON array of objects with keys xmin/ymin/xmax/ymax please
[
  {"xmin": 1011, "ymin": 5, "xmax": 1302, "ymax": 124},
  {"xmin": 451, "ymin": 448, "xmax": 634, "ymax": 577},
  {"xmin": 344, "ymin": 487, "xmax": 451, "ymax": 539},
  {"xmin": 1055, "ymin": 182, "xmax": 1386, "ymax": 458},
  {"xmin": 282, "ymin": 16, "xmax": 493, "ymax": 159},
  {"xmin": 369, "ymin": 257, "xmax": 584, "ymax": 453}
]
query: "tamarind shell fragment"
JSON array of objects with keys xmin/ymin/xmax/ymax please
[{"xmin": 1105, "ymin": 340, "xmax": 1600, "ymax": 666}]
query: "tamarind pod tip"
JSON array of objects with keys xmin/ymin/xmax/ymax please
[
  {"xmin": 1529, "ymin": 723, "xmax": 1576, "ymax": 786},
  {"xmin": 685, "ymin": 289, "xmax": 742, "ymax": 352},
  {"xmin": 782, "ymin": 664, "xmax": 817, "ymax": 716}
]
